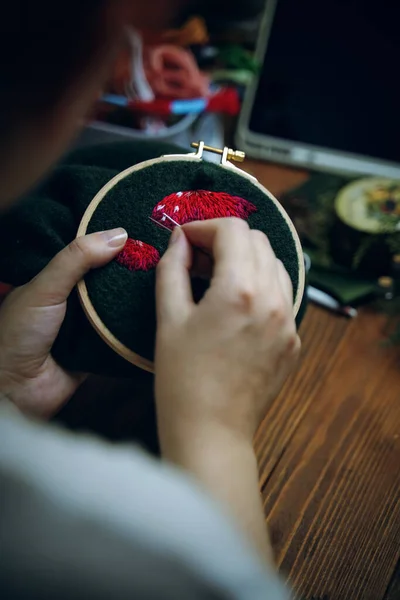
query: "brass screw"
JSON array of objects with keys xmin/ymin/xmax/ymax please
[
  {"xmin": 191, "ymin": 142, "xmax": 245, "ymax": 163},
  {"xmin": 227, "ymin": 148, "xmax": 246, "ymax": 163}
]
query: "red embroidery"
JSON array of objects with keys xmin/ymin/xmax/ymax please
[
  {"xmin": 116, "ymin": 239, "xmax": 160, "ymax": 271},
  {"xmin": 151, "ymin": 190, "xmax": 257, "ymax": 227}
]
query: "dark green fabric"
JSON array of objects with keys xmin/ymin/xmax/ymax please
[
  {"xmin": 305, "ymin": 249, "xmax": 377, "ymax": 306},
  {"xmin": 85, "ymin": 160, "xmax": 301, "ymax": 361},
  {"xmin": 0, "ymin": 141, "xmax": 305, "ymax": 376}
]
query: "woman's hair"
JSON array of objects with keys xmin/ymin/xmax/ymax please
[{"xmin": 0, "ymin": 2, "xmax": 109, "ymax": 135}]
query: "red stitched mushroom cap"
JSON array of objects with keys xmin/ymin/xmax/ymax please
[
  {"xmin": 151, "ymin": 190, "xmax": 257, "ymax": 227},
  {"xmin": 116, "ymin": 239, "xmax": 160, "ymax": 271}
]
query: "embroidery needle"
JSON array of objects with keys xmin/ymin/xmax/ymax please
[
  {"xmin": 148, "ymin": 214, "xmax": 211, "ymax": 258},
  {"xmin": 162, "ymin": 213, "xmax": 182, "ymax": 229},
  {"xmin": 148, "ymin": 216, "xmax": 173, "ymax": 233},
  {"xmin": 163, "ymin": 214, "xmax": 211, "ymax": 258}
]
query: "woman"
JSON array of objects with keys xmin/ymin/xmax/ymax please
[{"xmin": 0, "ymin": 2, "xmax": 300, "ymax": 598}]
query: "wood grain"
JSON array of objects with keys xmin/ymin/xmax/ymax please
[
  {"xmin": 246, "ymin": 160, "xmax": 400, "ymax": 600},
  {"xmin": 259, "ymin": 307, "xmax": 400, "ymax": 600},
  {"xmin": 243, "ymin": 159, "xmax": 309, "ymax": 197}
]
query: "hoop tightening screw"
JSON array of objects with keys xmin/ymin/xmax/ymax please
[{"xmin": 191, "ymin": 142, "xmax": 245, "ymax": 163}]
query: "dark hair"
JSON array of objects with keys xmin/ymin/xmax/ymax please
[{"xmin": 0, "ymin": 2, "xmax": 110, "ymax": 135}]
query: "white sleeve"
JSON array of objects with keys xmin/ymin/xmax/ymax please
[{"xmin": 0, "ymin": 401, "xmax": 288, "ymax": 600}]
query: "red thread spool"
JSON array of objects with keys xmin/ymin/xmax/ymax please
[
  {"xmin": 151, "ymin": 190, "xmax": 257, "ymax": 227},
  {"xmin": 116, "ymin": 239, "xmax": 160, "ymax": 271}
]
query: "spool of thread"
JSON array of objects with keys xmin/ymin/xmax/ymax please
[{"xmin": 101, "ymin": 87, "xmax": 240, "ymax": 116}]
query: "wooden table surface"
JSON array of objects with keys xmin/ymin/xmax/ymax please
[{"xmin": 246, "ymin": 160, "xmax": 400, "ymax": 600}]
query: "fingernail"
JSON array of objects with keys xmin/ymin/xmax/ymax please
[
  {"xmin": 100, "ymin": 228, "xmax": 128, "ymax": 247},
  {"xmin": 169, "ymin": 226, "xmax": 181, "ymax": 246}
]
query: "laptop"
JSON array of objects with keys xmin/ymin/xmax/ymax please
[{"xmin": 237, "ymin": 0, "xmax": 400, "ymax": 178}]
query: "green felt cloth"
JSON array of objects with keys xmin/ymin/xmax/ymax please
[
  {"xmin": 0, "ymin": 141, "xmax": 306, "ymax": 376},
  {"xmin": 306, "ymin": 250, "xmax": 377, "ymax": 305},
  {"xmin": 85, "ymin": 160, "xmax": 302, "ymax": 361}
]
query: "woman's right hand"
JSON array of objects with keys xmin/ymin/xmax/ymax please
[{"xmin": 155, "ymin": 218, "xmax": 300, "ymax": 454}]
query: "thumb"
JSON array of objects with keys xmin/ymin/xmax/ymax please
[
  {"xmin": 28, "ymin": 228, "xmax": 127, "ymax": 306},
  {"xmin": 156, "ymin": 227, "xmax": 194, "ymax": 327}
]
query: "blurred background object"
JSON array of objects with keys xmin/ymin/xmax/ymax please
[
  {"xmin": 235, "ymin": 0, "xmax": 400, "ymax": 333},
  {"xmin": 238, "ymin": 0, "xmax": 400, "ymax": 178},
  {"xmin": 79, "ymin": 2, "xmax": 265, "ymax": 151}
]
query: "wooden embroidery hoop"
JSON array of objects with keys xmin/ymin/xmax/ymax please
[{"xmin": 77, "ymin": 141, "xmax": 305, "ymax": 373}]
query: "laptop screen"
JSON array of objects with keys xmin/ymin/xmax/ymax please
[{"xmin": 249, "ymin": 0, "xmax": 400, "ymax": 164}]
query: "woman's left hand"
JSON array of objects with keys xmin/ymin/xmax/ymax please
[{"xmin": 0, "ymin": 228, "xmax": 127, "ymax": 418}]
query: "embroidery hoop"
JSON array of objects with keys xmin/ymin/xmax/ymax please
[{"xmin": 77, "ymin": 141, "xmax": 305, "ymax": 373}]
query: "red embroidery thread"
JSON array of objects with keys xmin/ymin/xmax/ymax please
[
  {"xmin": 151, "ymin": 190, "xmax": 257, "ymax": 227},
  {"xmin": 116, "ymin": 239, "xmax": 160, "ymax": 271}
]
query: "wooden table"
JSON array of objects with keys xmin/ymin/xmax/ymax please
[
  {"xmin": 64, "ymin": 160, "xmax": 400, "ymax": 600},
  {"xmin": 246, "ymin": 160, "xmax": 400, "ymax": 600}
]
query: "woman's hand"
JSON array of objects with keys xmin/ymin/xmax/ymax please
[
  {"xmin": 155, "ymin": 218, "xmax": 300, "ymax": 451},
  {"xmin": 155, "ymin": 218, "xmax": 301, "ymax": 562},
  {"xmin": 0, "ymin": 228, "xmax": 127, "ymax": 418}
]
